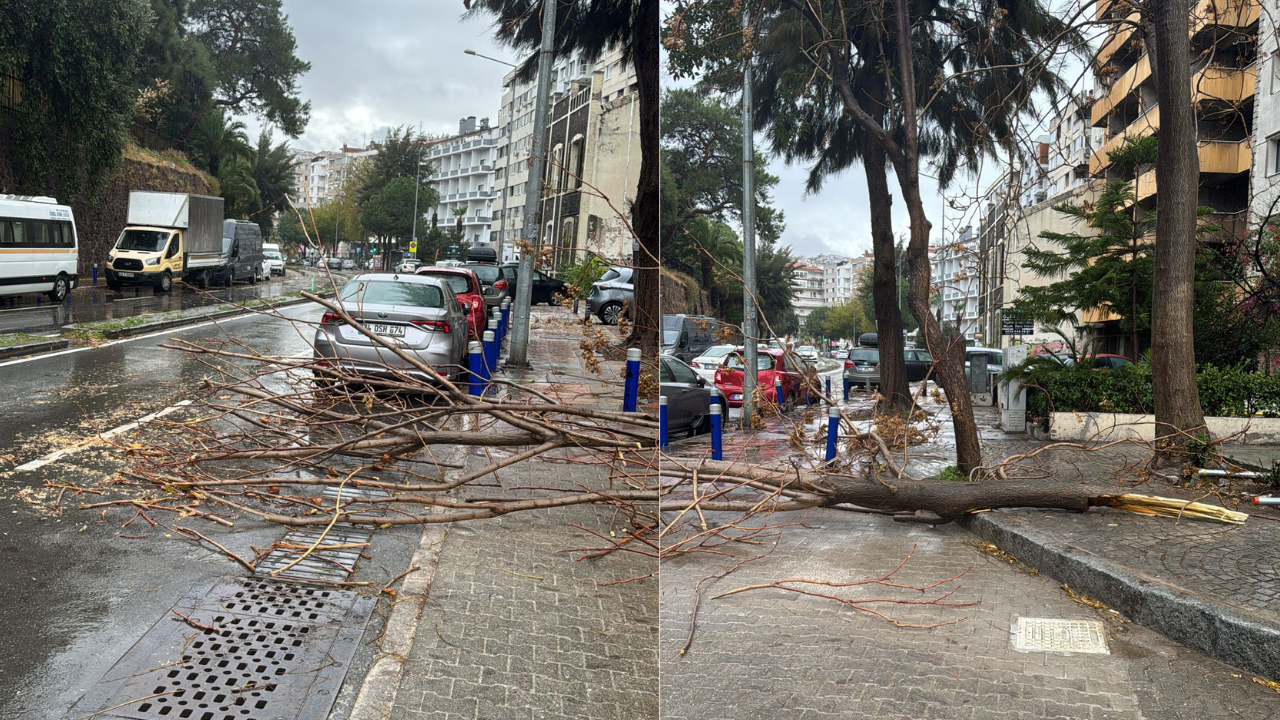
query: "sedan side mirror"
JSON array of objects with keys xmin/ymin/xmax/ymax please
[{"xmin": 696, "ymin": 376, "xmax": 707, "ymax": 387}]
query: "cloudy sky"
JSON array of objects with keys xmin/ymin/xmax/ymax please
[{"xmin": 242, "ymin": 0, "xmax": 516, "ymax": 151}]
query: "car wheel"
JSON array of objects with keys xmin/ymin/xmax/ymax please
[
  {"xmin": 156, "ymin": 271, "xmax": 173, "ymax": 294},
  {"xmin": 195, "ymin": 271, "xmax": 209, "ymax": 290},
  {"xmin": 47, "ymin": 274, "xmax": 69, "ymax": 302},
  {"xmin": 599, "ymin": 301, "xmax": 623, "ymax": 326},
  {"xmin": 547, "ymin": 294, "xmax": 561, "ymax": 307},
  {"xmin": 251, "ymin": 267, "xmax": 260, "ymax": 284}
]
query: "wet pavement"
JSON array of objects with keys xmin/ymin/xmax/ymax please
[
  {"xmin": 0, "ymin": 265, "xmax": 348, "ymax": 336},
  {"xmin": 0, "ymin": 301, "xmax": 420, "ymax": 719}
]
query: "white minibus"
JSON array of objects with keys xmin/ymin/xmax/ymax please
[{"xmin": 0, "ymin": 195, "xmax": 79, "ymax": 301}]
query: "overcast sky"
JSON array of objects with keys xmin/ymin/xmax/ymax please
[{"xmin": 242, "ymin": 0, "xmax": 516, "ymax": 152}]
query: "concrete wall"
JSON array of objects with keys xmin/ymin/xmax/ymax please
[{"xmin": 1049, "ymin": 412, "xmax": 1280, "ymax": 444}]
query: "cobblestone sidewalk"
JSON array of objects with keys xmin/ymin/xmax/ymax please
[{"xmin": 390, "ymin": 308, "xmax": 658, "ymax": 720}]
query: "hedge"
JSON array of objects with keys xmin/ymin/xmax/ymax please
[{"xmin": 1021, "ymin": 361, "xmax": 1280, "ymax": 420}]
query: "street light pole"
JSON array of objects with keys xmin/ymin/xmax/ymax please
[
  {"xmin": 465, "ymin": 49, "xmax": 518, "ymax": 262},
  {"xmin": 505, "ymin": 0, "xmax": 557, "ymax": 368},
  {"xmin": 740, "ymin": 9, "xmax": 760, "ymax": 427},
  {"xmin": 409, "ymin": 143, "xmax": 424, "ymax": 271}
]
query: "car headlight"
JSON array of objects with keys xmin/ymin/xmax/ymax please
[{"xmin": 145, "ymin": 257, "xmax": 160, "ymax": 267}]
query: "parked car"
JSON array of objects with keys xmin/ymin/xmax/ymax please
[
  {"xmin": 416, "ymin": 266, "xmax": 487, "ymax": 339},
  {"xmin": 831, "ymin": 349, "xmax": 849, "ymax": 360},
  {"xmin": 659, "ymin": 356, "xmax": 713, "ymax": 439},
  {"xmin": 501, "ymin": 262, "xmax": 568, "ymax": 305},
  {"xmin": 341, "ymin": 258, "xmax": 357, "ymax": 271},
  {"xmin": 964, "ymin": 347, "xmax": 1004, "ymax": 387},
  {"xmin": 463, "ymin": 261, "xmax": 512, "ymax": 308},
  {"xmin": 321, "ymin": 257, "xmax": 343, "ymax": 270},
  {"xmin": 843, "ymin": 347, "xmax": 935, "ymax": 389},
  {"xmin": 585, "ymin": 266, "xmax": 634, "ymax": 325},
  {"xmin": 688, "ymin": 344, "xmax": 738, "ymax": 384},
  {"xmin": 796, "ymin": 345, "xmax": 819, "ymax": 362},
  {"xmin": 312, "ymin": 273, "xmax": 469, "ymax": 386},
  {"xmin": 714, "ymin": 348, "xmax": 808, "ymax": 408},
  {"xmin": 261, "ymin": 248, "xmax": 285, "ymax": 277},
  {"xmin": 396, "ymin": 259, "xmax": 421, "ymax": 274},
  {"xmin": 663, "ymin": 314, "xmax": 739, "ymax": 363}
]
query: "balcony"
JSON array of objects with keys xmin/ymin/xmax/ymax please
[
  {"xmin": 1092, "ymin": 54, "xmax": 1151, "ymax": 126},
  {"xmin": 1191, "ymin": 0, "xmax": 1259, "ymax": 36},
  {"xmin": 1090, "ymin": 106, "xmax": 1159, "ymax": 176},
  {"xmin": 1095, "ymin": 11, "xmax": 1141, "ymax": 69},
  {"xmin": 1133, "ymin": 138, "xmax": 1250, "ymax": 201}
]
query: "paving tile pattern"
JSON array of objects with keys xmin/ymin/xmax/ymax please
[{"xmin": 659, "ymin": 507, "xmax": 1280, "ymax": 719}]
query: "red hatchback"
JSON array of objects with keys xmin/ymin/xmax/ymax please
[
  {"xmin": 714, "ymin": 348, "xmax": 808, "ymax": 407},
  {"xmin": 416, "ymin": 266, "xmax": 487, "ymax": 339}
]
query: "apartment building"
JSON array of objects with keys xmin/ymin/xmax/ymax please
[
  {"xmin": 930, "ymin": 227, "xmax": 981, "ymax": 340},
  {"xmin": 425, "ymin": 116, "xmax": 498, "ymax": 249},
  {"xmin": 1018, "ymin": 137, "xmax": 1052, "ymax": 207},
  {"xmin": 1045, "ymin": 92, "xmax": 1107, "ymax": 199},
  {"xmin": 822, "ymin": 252, "xmax": 872, "ymax": 306},
  {"xmin": 1251, "ymin": 0, "xmax": 1280, "ymax": 223},
  {"xmin": 791, "ymin": 264, "xmax": 826, "ymax": 320},
  {"xmin": 292, "ymin": 144, "xmax": 378, "ymax": 207}
]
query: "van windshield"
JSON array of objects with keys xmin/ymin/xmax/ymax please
[{"xmin": 117, "ymin": 229, "xmax": 171, "ymax": 252}]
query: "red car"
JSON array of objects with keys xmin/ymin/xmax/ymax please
[
  {"xmin": 416, "ymin": 266, "xmax": 487, "ymax": 339},
  {"xmin": 714, "ymin": 348, "xmax": 809, "ymax": 407}
]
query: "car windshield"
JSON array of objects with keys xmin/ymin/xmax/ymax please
[
  {"xmin": 724, "ymin": 354, "xmax": 775, "ymax": 371},
  {"xmin": 467, "ymin": 265, "xmax": 501, "ymax": 284},
  {"xmin": 798, "ymin": 346, "xmax": 815, "ymax": 353},
  {"xmin": 264, "ymin": 251, "xmax": 281, "ymax": 260},
  {"xmin": 117, "ymin": 229, "xmax": 171, "ymax": 252},
  {"xmin": 850, "ymin": 349, "xmax": 879, "ymax": 362},
  {"xmin": 662, "ymin": 330, "xmax": 679, "ymax": 345},
  {"xmin": 339, "ymin": 280, "xmax": 444, "ymax": 308},
  {"xmin": 422, "ymin": 273, "xmax": 472, "ymax": 294}
]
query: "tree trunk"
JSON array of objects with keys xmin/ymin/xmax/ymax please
[
  {"xmin": 1149, "ymin": 0, "xmax": 1206, "ymax": 453},
  {"xmin": 625, "ymin": 0, "xmax": 660, "ymax": 361},
  {"xmin": 862, "ymin": 131, "xmax": 912, "ymax": 414},
  {"xmin": 888, "ymin": 0, "xmax": 982, "ymax": 476}
]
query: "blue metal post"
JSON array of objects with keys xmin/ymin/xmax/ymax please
[
  {"xmin": 483, "ymin": 330, "xmax": 496, "ymax": 378},
  {"xmin": 487, "ymin": 317, "xmax": 500, "ymax": 359},
  {"xmin": 493, "ymin": 308, "xmax": 503, "ymax": 342},
  {"xmin": 843, "ymin": 377, "xmax": 850, "ymax": 401},
  {"xmin": 468, "ymin": 341, "xmax": 485, "ymax": 396},
  {"xmin": 92, "ymin": 263, "xmax": 98, "ymax": 286},
  {"xmin": 500, "ymin": 298, "xmax": 511, "ymax": 338},
  {"xmin": 659, "ymin": 395, "xmax": 669, "ymax": 450},
  {"xmin": 825, "ymin": 407, "xmax": 840, "ymax": 462},
  {"xmin": 623, "ymin": 347, "xmax": 641, "ymax": 412},
  {"xmin": 774, "ymin": 375, "xmax": 783, "ymax": 407},
  {"xmin": 826, "ymin": 377, "xmax": 831, "ymax": 403},
  {"xmin": 710, "ymin": 403, "xmax": 723, "ymax": 460}
]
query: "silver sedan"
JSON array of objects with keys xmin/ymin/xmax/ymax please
[{"xmin": 313, "ymin": 273, "xmax": 469, "ymax": 385}]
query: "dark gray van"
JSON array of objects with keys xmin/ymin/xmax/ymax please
[
  {"xmin": 221, "ymin": 220, "xmax": 264, "ymax": 285},
  {"xmin": 663, "ymin": 314, "xmax": 740, "ymax": 363}
]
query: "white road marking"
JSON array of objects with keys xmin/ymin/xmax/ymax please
[{"xmin": 13, "ymin": 400, "xmax": 193, "ymax": 472}]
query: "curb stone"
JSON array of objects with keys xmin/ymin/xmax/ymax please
[
  {"xmin": 64, "ymin": 293, "xmax": 333, "ymax": 341},
  {"xmin": 0, "ymin": 338, "xmax": 70, "ymax": 360},
  {"xmin": 960, "ymin": 510, "xmax": 1280, "ymax": 681}
]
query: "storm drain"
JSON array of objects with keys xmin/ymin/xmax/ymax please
[
  {"xmin": 65, "ymin": 577, "xmax": 374, "ymax": 720},
  {"xmin": 320, "ymin": 484, "xmax": 390, "ymax": 514},
  {"xmin": 254, "ymin": 525, "xmax": 373, "ymax": 583},
  {"xmin": 1013, "ymin": 617, "xmax": 1110, "ymax": 654}
]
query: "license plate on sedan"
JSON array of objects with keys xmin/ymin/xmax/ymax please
[{"xmin": 368, "ymin": 323, "xmax": 405, "ymax": 337}]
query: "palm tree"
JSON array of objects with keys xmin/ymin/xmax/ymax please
[
  {"xmin": 190, "ymin": 107, "xmax": 252, "ymax": 177},
  {"xmin": 250, "ymin": 130, "xmax": 295, "ymax": 234},
  {"xmin": 218, "ymin": 155, "xmax": 261, "ymax": 219},
  {"xmin": 682, "ymin": 217, "xmax": 741, "ymax": 310}
]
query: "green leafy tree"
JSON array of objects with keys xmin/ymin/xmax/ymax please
[
  {"xmin": 135, "ymin": 0, "xmax": 215, "ymax": 141},
  {"xmin": 360, "ymin": 176, "xmax": 436, "ymax": 267},
  {"xmin": 248, "ymin": 129, "xmax": 294, "ymax": 235},
  {"xmin": 183, "ymin": 0, "xmax": 310, "ymax": 139},
  {"xmin": 0, "ymin": 0, "xmax": 152, "ymax": 195},
  {"xmin": 218, "ymin": 154, "xmax": 260, "ymax": 218},
  {"xmin": 803, "ymin": 306, "xmax": 832, "ymax": 341},
  {"xmin": 351, "ymin": 126, "xmax": 432, "ymax": 206},
  {"xmin": 189, "ymin": 107, "xmax": 251, "ymax": 176}
]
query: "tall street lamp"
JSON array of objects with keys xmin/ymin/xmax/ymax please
[{"xmin": 464, "ymin": 49, "xmax": 517, "ymax": 262}]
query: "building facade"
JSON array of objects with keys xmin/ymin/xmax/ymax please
[
  {"xmin": 930, "ymin": 227, "xmax": 981, "ymax": 340},
  {"xmin": 291, "ymin": 145, "xmax": 378, "ymax": 207},
  {"xmin": 791, "ymin": 264, "xmax": 826, "ymax": 321},
  {"xmin": 425, "ymin": 116, "xmax": 498, "ymax": 250}
]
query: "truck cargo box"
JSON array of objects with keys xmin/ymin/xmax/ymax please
[{"xmin": 126, "ymin": 192, "xmax": 224, "ymax": 255}]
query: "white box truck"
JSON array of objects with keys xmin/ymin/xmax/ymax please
[{"xmin": 106, "ymin": 192, "xmax": 225, "ymax": 292}]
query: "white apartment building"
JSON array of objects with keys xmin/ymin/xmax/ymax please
[
  {"xmin": 792, "ymin": 264, "xmax": 826, "ymax": 320},
  {"xmin": 1017, "ymin": 136, "xmax": 1052, "ymax": 207},
  {"xmin": 1253, "ymin": 6, "xmax": 1280, "ymax": 226},
  {"xmin": 425, "ymin": 116, "xmax": 498, "ymax": 249},
  {"xmin": 821, "ymin": 252, "xmax": 872, "ymax": 306},
  {"xmin": 929, "ymin": 226, "xmax": 981, "ymax": 340},
  {"xmin": 1045, "ymin": 92, "xmax": 1106, "ymax": 200},
  {"xmin": 292, "ymin": 145, "xmax": 378, "ymax": 207}
]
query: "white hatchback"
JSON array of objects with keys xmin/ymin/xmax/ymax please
[{"xmin": 688, "ymin": 344, "xmax": 738, "ymax": 384}]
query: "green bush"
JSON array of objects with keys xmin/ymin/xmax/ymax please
[{"xmin": 1020, "ymin": 360, "xmax": 1280, "ymax": 421}]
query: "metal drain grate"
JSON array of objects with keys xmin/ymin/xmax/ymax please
[
  {"xmin": 66, "ymin": 577, "xmax": 374, "ymax": 720},
  {"xmin": 320, "ymin": 485, "xmax": 390, "ymax": 516},
  {"xmin": 254, "ymin": 525, "xmax": 372, "ymax": 583},
  {"xmin": 1013, "ymin": 617, "xmax": 1110, "ymax": 654}
]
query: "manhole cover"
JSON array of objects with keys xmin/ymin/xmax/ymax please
[
  {"xmin": 66, "ymin": 577, "xmax": 375, "ymax": 720},
  {"xmin": 254, "ymin": 525, "xmax": 372, "ymax": 583},
  {"xmin": 1013, "ymin": 617, "xmax": 1109, "ymax": 654}
]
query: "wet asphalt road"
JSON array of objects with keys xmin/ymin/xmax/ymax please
[
  {"xmin": 0, "ymin": 302, "xmax": 419, "ymax": 719},
  {"xmin": 0, "ymin": 266, "xmax": 349, "ymax": 336}
]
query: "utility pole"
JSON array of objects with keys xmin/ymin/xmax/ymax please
[
  {"xmin": 506, "ymin": 0, "xmax": 557, "ymax": 368},
  {"xmin": 408, "ymin": 126, "xmax": 425, "ymax": 270},
  {"xmin": 740, "ymin": 8, "xmax": 759, "ymax": 427}
]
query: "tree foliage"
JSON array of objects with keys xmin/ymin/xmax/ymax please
[
  {"xmin": 360, "ymin": 175, "xmax": 437, "ymax": 249},
  {"xmin": 351, "ymin": 126, "xmax": 433, "ymax": 207},
  {"xmin": 0, "ymin": 0, "xmax": 153, "ymax": 195}
]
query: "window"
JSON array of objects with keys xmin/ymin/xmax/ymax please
[
  {"xmin": 568, "ymin": 135, "xmax": 585, "ymax": 188},
  {"xmin": 1270, "ymin": 136, "xmax": 1280, "ymax": 175},
  {"xmin": 548, "ymin": 144, "xmax": 563, "ymax": 187},
  {"xmin": 1272, "ymin": 56, "xmax": 1280, "ymax": 94}
]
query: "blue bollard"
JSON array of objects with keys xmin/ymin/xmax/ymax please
[
  {"xmin": 623, "ymin": 347, "xmax": 641, "ymax": 412},
  {"xmin": 492, "ymin": 309, "xmax": 503, "ymax": 342},
  {"xmin": 92, "ymin": 263, "xmax": 98, "ymax": 286},
  {"xmin": 487, "ymin": 317, "xmax": 500, "ymax": 357},
  {"xmin": 659, "ymin": 395, "xmax": 669, "ymax": 450},
  {"xmin": 843, "ymin": 377, "xmax": 850, "ymax": 401},
  {"xmin": 483, "ymin": 330, "xmax": 497, "ymax": 378},
  {"xmin": 826, "ymin": 377, "xmax": 832, "ymax": 402},
  {"xmin": 710, "ymin": 386, "xmax": 722, "ymax": 411},
  {"xmin": 500, "ymin": 298, "xmax": 511, "ymax": 337},
  {"xmin": 806, "ymin": 382, "xmax": 813, "ymax": 407},
  {"xmin": 825, "ymin": 407, "xmax": 840, "ymax": 462},
  {"xmin": 775, "ymin": 375, "xmax": 783, "ymax": 407},
  {"xmin": 468, "ymin": 341, "xmax": 485, "ymax": 396},
  {"xmin": 710, "ymin": 402, "xmax": 723, "ymax": 460}
]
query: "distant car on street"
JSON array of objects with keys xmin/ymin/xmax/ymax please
[
  {"xmin": 796, "ymin": 345, "xmax": 819, "ymax": 362},
  {"xmin": 843, "ymin": 347, "xmax": 935, "ymax": 389},
  {"xmin": 396, "ymin": 259, "xmax": 421, "ymax": 274},
  {"xmin": 341, "ymin": 258, "xmax": 357, "ymax": 271},
  {"xmin": 715, "ymin": 348, "xmax": 809, "ymax": 408},
  {"xmin": 262, "ymin": 248, "xmax": 285, "ymax": 277},
  {"xmin": 502, "ymin": 262, "xmax": 568, "ymax": 305},
  {"xmin": 659, "ymin": 356, "xmax": 713, "ymax": 439},
  {"xmin": 688, "ymin": 344, "xmax": 737, "ymax": 384},
  {"xmin": 464, "ymin": 262, "xmax": 512, "ymax": 308},
  {"xmin": 312, "ymin": 273, "xmax": 469, "ymax": 387},
  {"xmin": 585, "ymin": 266, "xmax": 634, "ymax": 325},
  {"xmin": 830, "ymin": 349, "xmax": 849, "ymax": 360}
]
